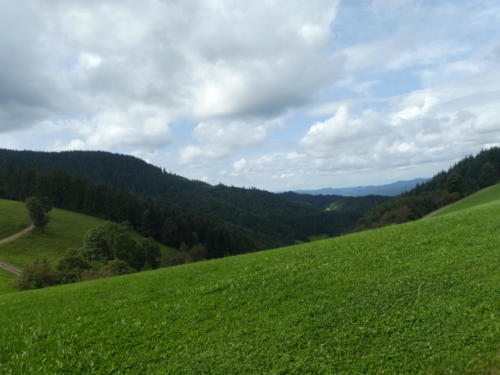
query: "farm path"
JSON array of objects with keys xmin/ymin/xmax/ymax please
[
  {"xmin": 0, "ymin": 262, "xmax": 20, "ymax": 275},
  {"xmin": 0, "ymin": 224, "xmax": 34, "ymax": 245},
  {"xmin": 0, "ymin": 224, "xmax": 34, "ymax": 275}
]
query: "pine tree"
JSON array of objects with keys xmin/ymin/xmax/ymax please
[{"xmin": 478, "ymin": 162, "xmax": 497, "ymax": 188}]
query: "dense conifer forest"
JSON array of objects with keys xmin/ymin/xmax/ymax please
[
  {"xmin": 0, "ymin": 149, "xmax": 385, "ymax": 256},
  {"xmin": 0, "ymin": 166, "xmax": 259, "ymax": 258},
  {"xmin": 1, "ymin": 148, "xmax": 497, "ymax": 259}
]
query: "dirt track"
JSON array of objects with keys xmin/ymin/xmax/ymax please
[
  {"xmin": 0, "ymin": 262, "xmax": 20, "ymax": 275},
  {"xmin": 0, "ymin": 224, "xmax": 34, "ymax": 245},
  {"xmin": 0, "ymin": 224, "xmax": 34, "ymax": 275}
]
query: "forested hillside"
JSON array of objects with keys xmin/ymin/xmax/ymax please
[
  {"xmin": 0, "ymin": 168, "xmax": 260, "ymax": 258},
  {"xmin": 278, "ymin": 192, "xmax": 391, "ymax": 213},
  {"xmin": 359, "ymin": 147, "xmax": 500, "ymax": 228},
  {"xmin": 0, "ymin": 149, "xmax": 381, "ymax": 248}
]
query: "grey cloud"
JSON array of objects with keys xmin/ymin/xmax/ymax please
[
  {"xmin": 0, "ymin": 0, "xmax": 340, "ymax": 150},
  {"xmin": 0, "ymin": 2, "xmax": 66, "ymax": 132}
]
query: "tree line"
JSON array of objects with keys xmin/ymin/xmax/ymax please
[
  {"xmin": 0, "ymin": 167, "xmax": 260, "ymax": 258},
  {"xmin": 358, "ymin": 148, "xmax": 500, "ymax": 229},
  {"xmin": 0, "ymin": 149, "xmax": 378, "ymax": 243}
]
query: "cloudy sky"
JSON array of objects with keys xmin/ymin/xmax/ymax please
[{"xmin": 1, "ymin": 0, "xmax": 499, "ymax": 190}]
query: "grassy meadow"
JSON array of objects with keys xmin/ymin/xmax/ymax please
[
  {"xmin": 0, "ymin": 268, "xmax": 15, "ymax": 295},
  {"xmin": 435, "ymin": 183, "xmax": 500, "ymax": 217},
  {"xmin": 0, "ymin": 203, "xmax": 108, "ymax": 269},
  {"xmin": 0, "ymin": 199, "xmax": 31, "ymax": 239},
  {"xmin": 0, "ymin": 199, "xmax": 497, "ymax": 374},
  {"xmin": 0, "ymin": 199, "xmax": 176, "ymax": 294}
]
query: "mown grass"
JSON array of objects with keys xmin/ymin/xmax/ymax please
[
  {"xmin": 0, "ymin": 199, "xmax": 176, "ymax": 294},
  {"xmin": 436, "ymin": 183, "xmax": 500, "ymax": 216},
  {"xmin": 0, "ymin": 201, "xmax": 498, "ymax": 374},
  {"xmin": 0, "ymin": 199, "xmax": 31, "ymax": 239}
]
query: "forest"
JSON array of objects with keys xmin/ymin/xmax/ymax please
[
  {"xmin": 0, "ymin": 167, "xmax": 259, "ymax": 259},
  {"xmin": 0, "ymin": 149, "xmax": 386, "ymax": 250},
  {"xmin": 1, "ymin": 147, "xmax": 498, "ymax": 263},
  {"xmin": 358, "ymin": 147, "xmax": 500, "ymax": 228}
]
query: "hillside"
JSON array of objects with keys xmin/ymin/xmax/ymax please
[
  {"xmin": 0, "ymin": 167, "xmax": 264, "ymax": 258},
  {"xmin": 295, "ymin": 178, "xmax": 429, "ymax": 196},
  {"xmin": 359, "ymin": 147, "xmax": 500, "ymax": 229},
  {"xmin": 0, "ymin": 200, "xmax": 497, "ymax": 374},
  {"xmin": 0, "ymin": 149, "xmax": 385, "ymax": 246},
  {"xmin": 0, "ymin": 199, "xmax": 176, "ymax": 294},
  {"xmin": 278, "ymin": 191, "xmax": 391, "ymax": 212},
  {"xmin": 430, "ymin": 183, "xmax": 500, "ymax": 217},
  {"xmin": 0, "ymin": 199, "xmax": 30, "ymax": 239}
]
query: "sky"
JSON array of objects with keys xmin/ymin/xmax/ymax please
[{"xmin": 1, "ymin": 0, "xmax": 499, "ymax": 191}]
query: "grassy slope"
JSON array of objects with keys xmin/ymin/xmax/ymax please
[
  {"xmin": 0, "ymin": 199, "xmax": 176, "ymax": 294},
  {"xmin": 0, "ymin": 199, "xmax": 30, "ymax": 239},
  {"xmin": 435, "ymin": 183, "xmax": 500, "ymax": 217},
  {"xmin": 0, "ymin": 268, "xmax": 14, "ymax": 295},
  {"xmin": 0, "ymin": 202, "xmax": 498, "ymax": 374},
  {"xmin": 0, "ymin": 206, "xmax": 108, "ymax": 269}
]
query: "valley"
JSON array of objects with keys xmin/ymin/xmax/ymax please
[
  {"xmin": 1, "ymin": 2, "xmax": 499, "ymax": 373},
  {"xmin": 0, "ymin": 148, "xmax": 498, "ymax": 374}
]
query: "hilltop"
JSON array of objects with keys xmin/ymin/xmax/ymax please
[{"xmin": 0, "ymin": 197, "xmax": 497, "ymax": 373}]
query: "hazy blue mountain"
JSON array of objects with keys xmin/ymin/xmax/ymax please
[{"xmin": 295, "ymin": 178, "xmax": 429, "ymax": 197}]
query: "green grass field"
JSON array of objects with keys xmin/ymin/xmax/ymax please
[
  {"xmin": 0, "ymin": 200, "xmax": 497, "ymax": 374},
  {"xmin": 435, "ymin": 183, "xmax": 500, "ymax": 216},
  {"xmin": 0, "ymin": 268, "xmax": 15, "ymax": 295},
  {"xmin": 0, "ymin": 199, "xmax": 176, "ymax": 294},
  {"xmin": 0, "ymin": 204, "xmax": 109, "ymax": 269},
  {"xmin": 0, "ymin": 199, "xmax": 31, "ymax": 239}
]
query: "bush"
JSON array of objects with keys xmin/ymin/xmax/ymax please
[
  {"xmin": 81, "ymin": 260, "xmax": 134, "ymax": 281},
  {"xmin": 160, "ymin": 252, "xmax": 187, "ymax": 267},
  {"xmin": 56, "ymin": 249, "xmax": 91, "ymax": 283},
  {"xmin": 139, "ymin": 238, "xmax": 161, "ymax": 269},
  {"xmin": 13, "ymin": 259, "xmax": 59, "ymax": 290},
  {"xmin": 100, "ymin": 259, "xmax": 134, "ymax": 277},
  {"xmin": 81, "ymin": 222, "xmax": 161, "ymax": 271},
  {"xmin": 187, "ymin": 243, "xmax": 207, "ymax": 262}
]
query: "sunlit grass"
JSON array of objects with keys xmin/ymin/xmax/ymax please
[{"xmin": 0, "ymin": 200, "xmax": 497, "ymax": 374}]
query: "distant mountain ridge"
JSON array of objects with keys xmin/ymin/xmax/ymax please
[{"xmin": 295, "ymin": 178, "xmax": 429, "ymax": 197}]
